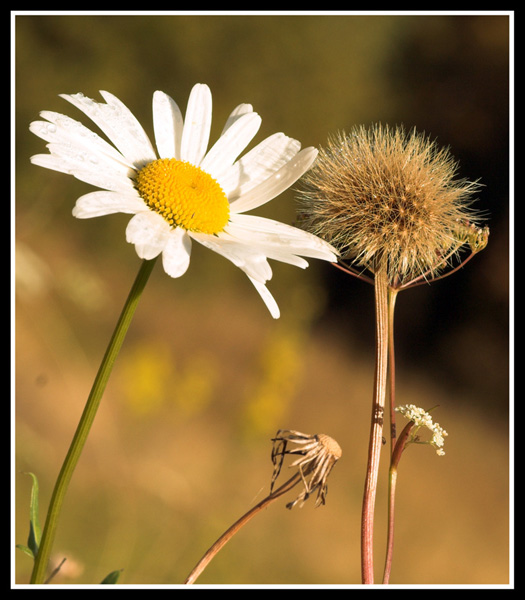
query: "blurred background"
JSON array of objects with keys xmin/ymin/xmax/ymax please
[{"xmin": 14, "ymin": 13, "xmax": 511, "ymax": 586}]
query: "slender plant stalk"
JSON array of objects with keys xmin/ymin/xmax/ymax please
[
  {"xmin": 383, "ymin": 464, "xmax": 398, "ymax": 585},
  {"xmin": 361, "ymin": 268, "xmax": 389, "ymax": 584},
  {"xmin": 382, "ymin": 286, "xmax": 399, "ymax": 583},
  {"xmin": 387, "ymin": 287, "xmax": 399, "ymax": 453},
  {"xmin": 30, "ymin": 258, "xmax": 157, "ymax": 584},
  {"xmin": 184, "ymin": 473, "xmax": 303, "ymax": 584},
  {"xmin": 382, "ymin": 421, "xmax": 413, "ymax": 584}
]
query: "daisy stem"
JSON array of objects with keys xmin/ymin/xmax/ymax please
[
  {"xmin": 361, "ymin": 268, "xmax": 389, "ymax": 585},
  {"xmin": 183, "ymin": 472, "xmax": 302, "ymax": 585},
  {"xmin": 30, "ymin": 257, "xmax": 158, "ymax": 584}
]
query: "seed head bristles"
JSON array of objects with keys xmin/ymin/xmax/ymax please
[{"xmin": 298, "ymin": 125, "xmax": 484, "ymax": 287}]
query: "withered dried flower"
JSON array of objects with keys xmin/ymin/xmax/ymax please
[
  {"xmin": 184, "ymin": 429, "xmax": 342, "ymax": 583},
  {"xmin": 271, "ymin": 429, "xmax": 342, "ymax": 509}
]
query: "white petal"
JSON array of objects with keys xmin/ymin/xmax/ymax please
[
  {"xmin": 219, "ymin": 133, "xmax": 300, "ymax": 197},
  {"xmin": 254, "ymin": 248, "xmax": 309, "ymax": 269},
  {"xmin": 125, "ymin": 211, "xmax": 171, "ymax": 260},
  {"xmin": 30, "ymin": 152, "xmax": 129, "ymax": 194},
  {"xmin": 73, "ymin": 191, "xmax": 145, "ymax": 218},
  {"xmin": 190, "ymin": 232, "xmax": 273, "ymax": 283},
  {"xmin": 35, "ymin": 143, "xmax": 135, "ymax": 193},
  {"xmin": 162, "ymin": 228, "xmax": 192, "ymax": 278},
  {"xmin": 61, "ymin": 91, "xmax": 157, "ymax": 168},
  {"xmin": 180, "ymin": 84, "xmax": 212, "ymax": 166},
  {"xmin": 220, "ymin": 103, "xmax": 253, "ymax": 135},
  {"xmin": 152, "ymin": 91, "xmax": 184, "ymax": 159},
  {"xmin": 200, "ymin": 112, "xmax": 261, "ymax": 180},
  {"xmin": 230, "ymin": 147, "xmax": 318, "ymax": 214},
  {"xmin": 31, "ymin": 111, "xmax": 134, "ymax": 168},
  {"xmin": 30, "ymin": 111, "xmax": 136, "ymax": 192},
  {"xmin": 247, "ymin": 277, "xmax": 280, "ymax": 319},
  {"xmin": 30, "ymin": 153, "xmax": 77, "ymax": 176},
  {"xmin": 190, "ymin": 232, "xmax": 280, "ymax": 318},
  {"xmin": 227, "ymin": 213, "xmax": 338, "ymax": 262}
]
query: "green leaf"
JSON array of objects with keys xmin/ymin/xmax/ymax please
[
  {"xmin": 100, "ymin": 569, "xmax": 123, "ymax": 584},
  {"xmin": 24, "ymin": 472, "xmax": 42, "ymax": 556},
  {"xmin": 16, "ymin": 543, "xmax": 35, "ymax": 559}
]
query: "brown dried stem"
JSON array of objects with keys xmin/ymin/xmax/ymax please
[
  {"xmin": 361, "ymin": 268, "xmax": 390, "ymax": 584},
  {"xmin": 183, "ymin": 473, "xmax": 302, "ymax": 585}
]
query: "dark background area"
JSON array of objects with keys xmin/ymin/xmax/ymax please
[{"xmin": 15, "ymin": 13, "xmax": 511, "ymax": 586}]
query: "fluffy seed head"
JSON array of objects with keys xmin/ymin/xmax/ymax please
[{"xmin": 298, "ymin": 125, "xmax": 483, "ymax": 286}]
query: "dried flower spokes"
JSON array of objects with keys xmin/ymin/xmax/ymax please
[
  {"xmin": 183, "ymin": 429, "xmax": 342, "ymax": 584},
  {"xmin": 271, "ymin": 430, "xmax": 342, "ymax": 509},
  {"xmin": 395, "ymin": 404, "xmax": 448, "ymax": 456}
]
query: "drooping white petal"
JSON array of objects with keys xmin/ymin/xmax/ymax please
[
  {"xmin": 152, "ymin": 91, "xmax": 184, "ymax": 159},
  {"xmin": 200, "ymin": 111, "xmax": 261, "ymax": 180},
  {"xmin": 162, "ymin": 227, "xmax": 192, "ymax": 278},
  {"xmin": 190, "ymin": 232, "xmax": 280, "ymax": 318},
  {"xmin": 220, "ymin": 103, "xmax": 254, "ymax": 135},
  {"xmin": 247, "ymin": 276, "xmax": 280, "ymax": 319},
  {"xmin": 230, "ymin": 147, "xmax": 318, "ymax": 214},
  {"xmin": 73, "ymin": 191, "xmax": 146, "ymax": 218},
  {"xmin": 190, "ymin": 232, "xmax": 273, "ymax": 283},
  {"xmin": 125, "ymin": 211, "xmax": 171, "ymax": 260},
  {"xmin": 227, "ymin": 213, "xmax": 339, "ymax": 262},
  {"xmin": 61, "ymin": 91, "xmax": 157, "ymax": 168},
  {"xmin": 180, "ymin": 84, "xmax": 212, "ymax": 166},
  {"xmin": 254, "ymin": 248, "xmax": 310, "ymax": 269}
]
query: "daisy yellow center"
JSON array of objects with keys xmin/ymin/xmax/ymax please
[{"xmin": 136, "ymin": 158, "xmax": 230, "ymax": 234}]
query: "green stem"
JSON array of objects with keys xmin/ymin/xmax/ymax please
[
  {"xmin": 361, "ymin": 268, "xmax": 389, "ymax": 584},
  {"xmin": 30, "ymin": 258, "xmax": 157, "ymax": 584}
]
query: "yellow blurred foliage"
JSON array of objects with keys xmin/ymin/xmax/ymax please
[{"xmin": 117, "ymin": 341, "xmax": 216, "ymax": 418}]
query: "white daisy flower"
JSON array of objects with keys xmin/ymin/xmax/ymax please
[{"xmin": 30, "ymin": 84, "xmax": 338, "ymax": 318}]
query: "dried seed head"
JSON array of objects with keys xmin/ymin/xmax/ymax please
[
  {"xmin": 298, "ymin": 125, "xmax": 485, "ymax": 286},
  {"xmin": 271, "ymin": 429, "xmax": 342, "ymax": 509}
]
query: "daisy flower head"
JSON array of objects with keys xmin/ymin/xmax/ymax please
[{"xmin": 30, "ymin": 84, "xmax": 338, "ymax": 318}]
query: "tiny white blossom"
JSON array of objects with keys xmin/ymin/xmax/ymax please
[{"xmin": 395, "ymin": 404, "xmax": 448, "ymax": 456}]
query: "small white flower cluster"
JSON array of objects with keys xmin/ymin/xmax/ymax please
[{"xmin": 395, "ymin": 404, "xmax": 448, "ymax": 456}]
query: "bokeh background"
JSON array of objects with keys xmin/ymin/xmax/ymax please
[{"xmin": 14, "ymin": 13, "xmax": 511, "ymax": 586}]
